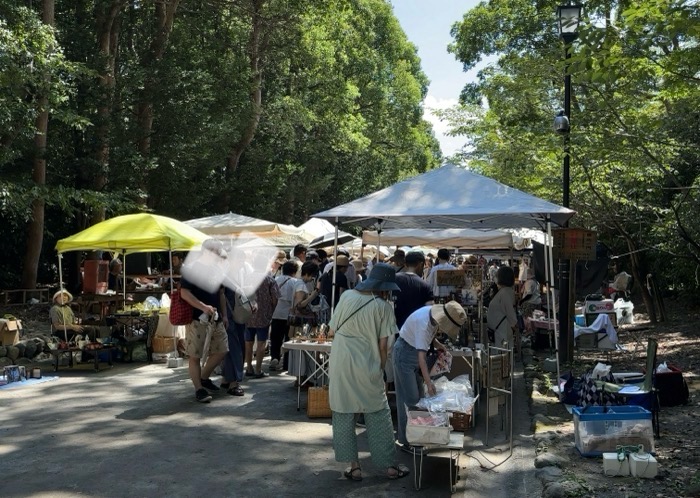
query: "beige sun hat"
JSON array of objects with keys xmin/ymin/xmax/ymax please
[
  {"xmin": 53, "ymin": 289, "xmax": 73, "ymax": 303},
  {"xmin": 431, "ymin": 301, "xmax": 467, "ymax": 339}
]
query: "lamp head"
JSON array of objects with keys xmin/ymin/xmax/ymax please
[
  {"xmin": 554, "ymin": 110, "xmax": 570, "ymax": 134},
  {"xmin": 557, "ymin": 4, "xmax": 582, "ymax": 43}
]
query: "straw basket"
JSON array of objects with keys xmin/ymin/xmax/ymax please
[
  {"xmin": 307, "ymin": 385, "xmax": 332, "ymax": 418},
  {"xmin": 449, "ymin": 411, "xmax": 472, "ymax": 432}
]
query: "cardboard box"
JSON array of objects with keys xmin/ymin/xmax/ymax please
[
  {"xmin": 406, "ymin": 411, "xmax": 451, "ymax": 445},
  {"xmin": 0, "ymin": 319, "xmax": 21, "ymax": 346}
]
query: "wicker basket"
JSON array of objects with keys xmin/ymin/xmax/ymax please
[
  {"xmin": 449, "ymin": 411, "xmax": 472, "ymax": 432},
  {"xmin": 307, "ymin": 385, "xmax": 332, "ymax": 418}
]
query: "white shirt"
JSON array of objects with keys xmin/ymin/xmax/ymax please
[
  {"xmin": 426, "ymin": 262, "xmax": 456, "ymax": 297},
  {"xmin": 399, "ymin": 305, "xmax": 437, "ymax": 351},
  {"xmin": 272, "ymin": 275, "xmax": 305, "ymax": 320}
]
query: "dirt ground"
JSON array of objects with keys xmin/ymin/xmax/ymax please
[{"xmin": 529, "ymin": 296, "xmax": 700, "ymax": 498}]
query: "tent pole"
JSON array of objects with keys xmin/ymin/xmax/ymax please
[
  {"xmin": 546, "ymin": 219, "xmax": 562, "ymax": 399},
  {"xmin": 330, "ymin": 218, "xmax": 339, "ymax": 316},
  {"xmin": 169, "ymin": 249, "xmax": 174, "ymax": 295},
  {"xmin": 122, "ymin": 250, "xmax": 127, "ymax": 309},
  {"xmin": 58, "ymin": 253, "xmax": 64, "ymax": 292}
]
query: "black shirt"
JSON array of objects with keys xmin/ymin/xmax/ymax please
[
  {"xmin": 394, "ymin": 272, "xmax": 434, "ymax": 329},
  {"xmin": 180, "ymin": 275, "xmax": 223, "ymax": 322},
  {"xmin": 319, "ymin": 270, "xmax": 348, "ymax": 308}
]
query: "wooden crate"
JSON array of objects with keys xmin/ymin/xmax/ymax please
[{"xmin": 449, "ymin": 411, "xmax": 472, "ymax": 432}]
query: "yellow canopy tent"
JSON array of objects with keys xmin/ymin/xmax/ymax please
[
  {"xmin": 56, "ymin": 213, "xmax": 209, "ymax": 254},
  {"xmin": 55, "ymin": 213, "xmax": 211, "ymax": 302}
]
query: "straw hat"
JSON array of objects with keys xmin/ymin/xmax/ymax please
[
  {"xmin": 351, "ymin": 259, "xmax": 365, "ymax": 272},
  {"xmin": 355, "ymin": 263, "xmax": 400, "ymax": 292},
  {"xmin": 53, "ymin": 289, "xmax": 73, "ymax": 303},
  {"xmin": 431, "ymin": 301, "xmax": 467, "ymax": 339},
  {"xmin": 335, "ymin": 255, "xmax": 350, "ymax": 267}
]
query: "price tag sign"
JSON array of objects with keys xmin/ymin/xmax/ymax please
[{"xmin": 552, "ymin": 228, "xmax": 596, "ymax": 261}]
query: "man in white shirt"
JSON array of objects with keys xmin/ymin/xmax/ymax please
[{"xmin": 425, "ymin": 248, "xmax": 456, "ymax": 298}]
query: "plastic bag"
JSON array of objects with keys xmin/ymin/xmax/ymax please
[
  {"xmin": 416, "ymin": 390, "xmax": 475, "ymax": 414},
  {"xmin": 591, "ymin": 362, "xmax": 611, "ymax": 380},
  {"xmin": 160, "ymin": 292, "xmax": 171, "ymax": 309},
  {"xmin": 656, "ymin": 361, "xmax": 672, "ymax": 374}
]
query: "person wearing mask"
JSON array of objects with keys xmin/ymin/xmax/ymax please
[
  {"xmin": 393, "ymin": 301, "xmax": 467, "ymax": 450},
  {"xmin": 328, "ymin": 263, "xmax": 410, "ymax": 481},
  {"xmin": 486, "ymin": 266, "xmax": 518, "ymax": 346}
]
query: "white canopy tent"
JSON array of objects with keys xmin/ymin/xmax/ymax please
[
  {"xmin": 362, "ymin": 228, "xmax": 513, "ymax": 250},
  {"xmin": 312, "ymin": 164, "xmax": 576, "ymax": 432},
  {"xmin": 312, "ymin": 164, "xmax": 574, "ymax": 230}
]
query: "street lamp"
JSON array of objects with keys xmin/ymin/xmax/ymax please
[
  {"xmin": 554, "ymin": 3, "xmax": 581, "ymax": 363},
  {"xmin": 555, "ymin": 3, "xmax": 582, "ymax": 210}
]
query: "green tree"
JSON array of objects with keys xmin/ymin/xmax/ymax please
[{"xmin": 445, "ymin": 0, "xmax": 700, "ymax": 319}]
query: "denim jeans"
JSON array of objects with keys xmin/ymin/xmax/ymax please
[
  {"xmin": 392, "ymin": 337, "xmax": 424, "ymax": 446},
  {"xmin": 223, "ymin": 321, "xmax": 246, "ymax": 383}
]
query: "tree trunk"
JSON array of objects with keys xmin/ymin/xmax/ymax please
[
  {"xmin": 20, "ymin": 0, "xmax": 55, "ymax": 290},
  {"xmin": 221, "ymin": 0, "xmax": 265, "ymax": 211},
  {"xmin": 137, "ymin": 0, "xmax": 180, "ymax": 207},
  {"xmin": 92, "ymin": 0, "xmax": 125, "ymax": 225}
]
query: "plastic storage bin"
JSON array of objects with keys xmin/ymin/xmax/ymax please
[
  {"xmin": 614, "ymin": 299, "xmax": 634, "ymax": 325},
  {"xmin": 573, "ymin": 406, "xmax": 654, "ymax": 457}
]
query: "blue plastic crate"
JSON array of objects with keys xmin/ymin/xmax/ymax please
[{"xmin": 573, "ymin": 406, "xmax": 654, "ymax": 456}]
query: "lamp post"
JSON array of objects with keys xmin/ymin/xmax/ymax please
[{"xmin": 555, "ymin": 3, "xmax": 581, "ymax": 363}]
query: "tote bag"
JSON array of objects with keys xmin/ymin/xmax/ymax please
[
  {"xmin": 169, "ymin": 289, "xmax": 193, "ymax": 325},
  {"xmin": 232, "ymin": 290, "xmax": 253, "ymax": 324}
]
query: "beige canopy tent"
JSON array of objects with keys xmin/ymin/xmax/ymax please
[{"xmin": 185, "ymin": 212, "xmax": 309, "ymax": 247}]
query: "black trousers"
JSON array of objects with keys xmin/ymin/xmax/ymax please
[{"xmin": 269, "ymin": 318, "xmax": 290, "ymax": 368}]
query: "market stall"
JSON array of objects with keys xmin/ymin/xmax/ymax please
[
  {"xmin": 312, "ymin": 164, "xmax": 575, "ymax": 460},
  {"xmin": 55, "ymin": 213, "xmax": 210, "ymax": 363}
]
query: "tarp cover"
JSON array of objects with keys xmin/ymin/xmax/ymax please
[
  {"xmin": 56, "ymin": 213, "xmax": 209, "ymax": 253},
  {"xmin": 313, "ymin": 164, "xmax": 575, "ymax": 230},
  {"xmin": 362, "ymin": 228, "xmax": 513, "ymax": 250}
]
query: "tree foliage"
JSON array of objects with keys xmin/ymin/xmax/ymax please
[
  {"xmin": 0, "ymin": 0, "xmax": 440, "ymax": 288},
  {"xmin": 445, "ymin": 0, "xmax": 700, "ymax": 308}
]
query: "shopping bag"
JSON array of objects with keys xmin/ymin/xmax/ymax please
[{"xmin": 169, "ymin": 289, "xmax": 193, "ymax": 325}]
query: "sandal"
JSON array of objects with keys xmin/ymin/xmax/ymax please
[
  {"xmin": 387, "ymin": 464, "xmax": 410, "ymax": 480},
  {"xmin": 227, "ymin": 385, "xmax": 244, "ymax": 396},
  {"xmin": 344, "ymin": 466, "xmax": 362, "ymax": 481}
]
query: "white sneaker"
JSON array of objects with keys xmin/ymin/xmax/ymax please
[{"xmin": 269, "ymin": 359, "xmax": 279, "ymax": 370}]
